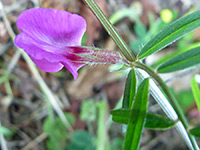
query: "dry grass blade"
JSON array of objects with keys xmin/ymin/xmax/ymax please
[{"xmin": 21, "ymin": 132, "xmax": 47, "ymax": 150}]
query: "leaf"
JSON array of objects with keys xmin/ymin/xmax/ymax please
[
  {"xmin": 191, "ymin": 75, "xmax": 200, "ymax": 112},
  {"xmin": 134, "ymin": 20, "xmax": 147, "ymax": 38},
  {"xmin": 138, "ymin": 10, "xmax": 200, "ymax": 59},
  {"xmin": 110, "ymin": 109, "xmax": 175, "ymax": 130},
  {"xmin": 122, "ymin": 69, "xmax": 136, "ymax": 109},
  {"xmin": 150, "ymin": 41, "xmax": 200, "ymax": 69},
  {"xmin": 67, "ymin": 130, "xmax": 95, "ymax": 150},
  {"xmin": 80, "ymin": 99, "xmax": 97, "ymax": 122},
  {"xmin": 176, "ymin": 90, "xmax": 194, "ymax": 111},
  {"xmin": 145, "ymin": 113, "xmax": 175, "ymax": 129},
  {"xmin": 189, "ymin": 126, "xmax": 200, "ymax": 138},
  {"xmin": 124, "ymin": 78, "xmax": 149, "ymax": 150},
  {"xmin": 109, "ymin": 8, "xmax": 133, "ymax": 24},
  {"xmin": 0, "ymin": 126, "xmax": 12, "ymax": 136},
  {"xmin": 43, "ymin": 113, "xmax": 75, "ymax": 150},
  {"xmin": 157, "ymin": 47, "xmax": 200, "ymax": 73},
  {"xmin": 110, "ymin": 109, "xmax": 129, "ymax": 118}
]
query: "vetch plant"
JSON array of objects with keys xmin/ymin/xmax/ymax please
[
  {"xmin": 14, "ymin": 8, "xmax": 124, "ymax": 80},
  {"xmin": 14, "ymin": 1, "xmax": 200, "ymax": 150}
]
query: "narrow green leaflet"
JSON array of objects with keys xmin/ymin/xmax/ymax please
[
  {"xmin": 157, "ymin": 47, "xmax": 200, "ymax": 73},
  {"xmin": 189, "ymin": 126, "xmax": 200, "ymax": 138},
  {"xmin": 124, "ymin": 78, "xmax": 149, "ymax": 150},
  {"xmin": 110, "ymin": 109, "xmax": 175, "ymax": 130},
  {"xmin": 110, "ymin": 109, "xmax": 129, "ymax": 124},
  {"xmin": 110, "ymin": 109, "xmax": 130, "ymax": 117},
  {"xmin": 150, "ymin": 42, "xmax": 200, "ymax": 69},
  {"xmin": 145, "ymin": 113, "xmax": 175, "ymax": 129},
  {"xmin": 138, "ymin": 10, "xmax": 200, "ymax": 59},
  {"xmin": 122, "ymin": 69, "xmax": 136, "ymax": 109},
  {"xmin": 191, "ymin": 75, "xmax": 200, "ymax": 112},
  {"xmin": 67, "ymin": 130, "xmax": 95, "ymax": 150}
]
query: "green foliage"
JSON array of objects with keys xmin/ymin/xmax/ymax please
[
  {"xmin": 80, "ymin": 99, "xmax": 97, "ymax": 123},
  {"xmin": 144, "ymin": 113, "xmax": 176, "ymax": 130},
  {"xmin": 157, "ymin": 47, "xmax": 200, "ymax": 73},
  {"xmin": 110, "ymin": 109, "xmax": 175, "ymax": 130},
  {"xmin": 0, "ymin": 126, "xmax": 13, "ymax": 137},
  {"xmin": 134, "ymin": 20, "xmax": 147, "ymax": 39},
  {"xmin": 124, "ymin": 78, "xmax": 149, "ymax": 150},
  {"xmin": 189, "ymin": 126, "xmax": 200, "ymax": 138},
  {"xmin": 150, "ymin": 32, "xmax": 199, "ymax": 69},
  {"xmin": 67, "ymin": 130, "xmax": 95, "ymax": 150},
  {"xmin": 109, "ymin": 2, "xmax": 142, "ymax": 24},
  {"xmin": 138, "ymin": 10, "xmax": 200, "ymax": 59},
  {"xmin": 130, "ymin": 20, "xmax": 148, "ymax": 52},
  {"xmin": 43, "ymin": 113, "xmax": 75, "ymax": 150},
  {"xmin": 81, "ymin": 2, "xmax": 200, "ymax": 149},
  {"xmin": 110, "ymin": 137, "xmax": 124, "ymax": 150},
  {"xmin": 191, "ymin": 75, "xmax": 200, "ymax": 112},
  {"xmin": 122, "ymin": 69, "xmax": 136, "ymax": 109},
  {"xmin": 110, "ymin": 109, "xmax": 130, "ymax": 123},
  {"xmin": 96, "ymin": 101, "xmax": 108, "ymax": 150},
  {"xmin": 176, "ymin": 90, "xmax": 194, "ymax": 111},
  {"xmin": 131, "ymin": 13, "xmax": 168, "ymax": 52},
  {"xmin": 109, "ymin": 8, "xmax": 135, "ymax": 24},
  {"xmin": 177, "ymin": 32, "xmax": 195, "ymax": 50},
  {"xmin": 81, "ymin": 34, "xmax": 88, "ymax": 45},
  {"xmin": 108, "ymin": 63, "xmax": 125, "ymax": 72}
]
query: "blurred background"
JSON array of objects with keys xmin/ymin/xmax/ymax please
[{"xmin": 0, "ymin": 0, "xmax": 200, "ymax": 149}]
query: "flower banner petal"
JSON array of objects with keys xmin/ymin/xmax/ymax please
[{"xmin": 16, "ymin": 8, "xmax": 86, "ymax": 48}]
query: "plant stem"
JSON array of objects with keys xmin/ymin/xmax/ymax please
[
  {"xmin": 134, "ymin": 61, "xmax": 199, "ymax": 150},
  {"xmin": 97, "ymin": 101, "xmax": 107, "ymax": 150},
  {"xmin": 83, "ymin": 0, "xmax": 135, "ymax": 62},
  {"xmin": 83, "ymin": 1, "xmax": 198, "ymax": 149}
]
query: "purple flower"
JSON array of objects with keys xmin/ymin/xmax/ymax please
[{"xmin": 14, "ymin": 8, "xmax": 87, "ymax": 80}]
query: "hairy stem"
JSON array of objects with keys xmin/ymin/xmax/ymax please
[
  {"xmin": 134, "ymin": 61, "xmax": 199, "ymax": 150},
  {"xmin": 83, "ymin": 0, "xmax": 135, "ymax": 61}
]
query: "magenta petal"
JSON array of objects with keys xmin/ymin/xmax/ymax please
[
  {"xmin": 16, "ymin": 8, "xmax": 86, "ymax": 47},
  {"xmin": 15, "ymin": 32, "xmax": 86, "ymax": 79},
  {"xmin": 62, "ymin": 61, "xmax": 85, "ymax": 80},
  {"xmin": 15, "ymin": 8, "xmax": 87, "ymax": 80},
  {"xmin": 15, "ymin": 32, "xmax": 66, "ymax": 60},
  {"xmin": 29, "ymin": 56, "xmax": 64, "ymax": 72}
]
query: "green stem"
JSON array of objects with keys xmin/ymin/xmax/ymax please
[
  {"xmin": 97, "ymin": 101, "xmax": 107, "ymax": 150},
  {"xmin": 134, "ymin": 61, "xmax": 198, "ymax": 150},
  {"xmin": 83, "ymin": 0, "xmax": 198, "ymax": 149},
  {"xmin": 83, "ymin": 0, "xmax": 135, "ymax": 62}
]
